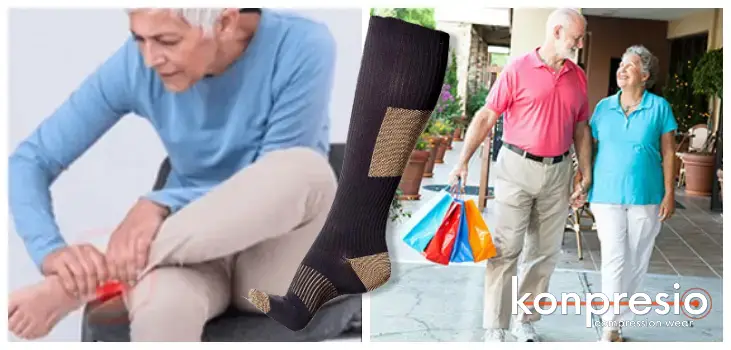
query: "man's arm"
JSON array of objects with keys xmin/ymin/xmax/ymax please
[
  {"xmin": 574, "ymin": 120, "xmax": 593, "ymax": 189},
  {"xmin": 456, "ymin": 64, "xmax": 514, "ymax": 168},
  {"xmin": 661, "ymin": 131, "xmax": 677, "ymax": 194},
  {"xmin": 9, "ymin": 40, "xmax": 135, "ymax": 268},
  {"xmin": 257, "ymin": 24, "xmax": 336, "ymax": 158},
  {"xmin": 659, "ymin": 100, "xmax": 679, "ymax": 197},
  {"xmin": 573, "ymin": 73, "xmax": 593, "ymax": 190},
  {"xmin": 457, "ymin": 106, "xmax": 501, "ymax": 167}
]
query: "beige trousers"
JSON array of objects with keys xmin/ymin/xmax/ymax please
[
  {"xmin": 483, "ymin": 147, "xmax": 572, "ymax": 330},
  {"xmin": 123, "ymin": 147, "xmax": 337, "ymax": 341}
]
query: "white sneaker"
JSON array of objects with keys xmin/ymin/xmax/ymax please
[
  {"xmin": 483, "ymin": 329, "xmax": 507, "ymax": 342},
  {"xmin": 511, "ymin": 322, "xmax": 539, "ymax": 342}
]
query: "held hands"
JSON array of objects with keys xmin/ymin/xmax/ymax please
[
  {"xmin": 569, "ymin": 171, "xmax": 591, "ymax": 209},
  {"xmin": 106, "ymin": 198, "xmax": 169, "ymax": 286},
  {"xmin": 658, "ymin": 193, "xmax": 675, "ymax": 222},
  {"xmin": 41, "ymin": 244, "xmax": 110, "ymax": 298}
]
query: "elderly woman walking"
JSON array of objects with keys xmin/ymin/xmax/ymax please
[{"xmin": 586, "ymin": 45, "xmax": 677, "ymax": 342}]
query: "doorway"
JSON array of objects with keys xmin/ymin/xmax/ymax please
[
  {"xmin": 667, "ymin": 32, "xmax": 709, "ymax": 120},
  {"xmin": 607, "ymin": 57, "xmax": 620, "ymax": 96}
]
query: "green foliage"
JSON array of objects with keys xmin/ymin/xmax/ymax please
[
  {"xmin": 390, "ymin": 189, "xmax": 412, "ymax": 222},
  {"xmin": 692, "ymin": 48, "xmax": 723, "ymax": 99},
  {"xmin": 662, "ymin": 57, "xmax": 710, "ymax": 133},
  {"xmin": 466, "ymin": 84, "xmax": 490, "ymax": 119},
  {"xmin": 370, "ymin": 8, "xmax": 436, "ymax": 29},
  {"xmin": 434, "ymin": 51, "xmax": 464, "ymax": 126},
  {"xmin": 445, "ymin": 51, "xmax": 459, "ymax": 97},
  {"xmin": 428, "ymin": 117, "xmax": 455, "ymax": 136},
  {"xmin": 430, "ymin": 83, "xmax": 461, "ymax": 130},
  {"xmin": 490, "ymin": 52, "xmax": 509, "ymax": 67},
  {"xmin": 414, "ymin": 134, "xmax": 429, "ymax": 150}
]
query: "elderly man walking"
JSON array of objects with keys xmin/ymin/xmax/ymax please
[{"xmin": 448, "ymin": 8, "xmax": 593, "ymax": 342}]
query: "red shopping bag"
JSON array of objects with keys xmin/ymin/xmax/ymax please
[{"xmin": 423, "ymin": 201, "xmax": 462, "ymax": 265}]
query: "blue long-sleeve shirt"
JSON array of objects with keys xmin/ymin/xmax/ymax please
[{"xmin": 9, "ymin": 9, "xmax": 336, "ymax": 269}]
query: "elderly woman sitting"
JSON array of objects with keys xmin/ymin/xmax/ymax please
[{"xmin": 586, "ymin": 45, "xmax": 678, "ymax": 342}]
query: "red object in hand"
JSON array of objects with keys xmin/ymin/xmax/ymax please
[
  {"xmin": 423, "ymin": 201, "xmax": 461, "ymax": 265},
  {"xmin": 96, "ymin": 281, "xmax": 125, "ymax": 302}
]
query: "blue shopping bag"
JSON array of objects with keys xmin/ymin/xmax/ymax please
[
  {"xmin": 449, "ymin": 199, "xmax": 475, "ymax": 263},
  {"xmin": 401, "ymin": 190, "xmax": 452, "ymax": 252}
]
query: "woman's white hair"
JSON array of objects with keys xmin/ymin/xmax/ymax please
[
  {"xmin": 623, "ymin": 45, "xmax": 660, "ymax": 88},
  {"xmin": 126, "ymin": 8, "xmax": 225, "ymax": 35}
]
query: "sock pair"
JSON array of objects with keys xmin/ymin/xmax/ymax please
[{"xmin": 247, "ymin": 16, "xmax": 450, "ymax": 331}]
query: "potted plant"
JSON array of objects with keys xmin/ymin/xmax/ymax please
[
  {"xmin": 681, "ymin": 48, "xmax": 723, "ymax": 196},
  {"xmin": 422, "ymin": 129, "xmax": 441, "ymax": 178},
  {"xmin": 452, "ymin": 115, "xmax": 467, "ymax": 141},
  {"xmin": 663, "ymin": 56, "xmax": 711, "ymax": 185},
  {"xmin": 445, "ymin": 120, "xmax": 455, "ymax": 150},
  {"xmin": 431, "ymin": 84, "xmax": 456, "ymax": 159},
  {"xmin": 398, "ymin": 135, "xmax": 430, "ymax": 200},
  {"xmin": 429, "ymin": 119, "xmax": 451, "ymax": 164},
  {"xmin": 440, "ymin": 52, "xmax": 464, "ymax": 149}
]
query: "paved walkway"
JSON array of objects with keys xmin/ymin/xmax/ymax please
[
  {"xmin": 372, "ymin": 140, "xmax": 724, "ymax": 342},
  {"xmin": 370, "ymin": 263, "xmax": 722, "ymax": 342}
]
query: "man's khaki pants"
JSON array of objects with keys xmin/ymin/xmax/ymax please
[
  {"xmin": 123, "ymin": 147, "xmax": 337, "ymax": 341},
  {"xmin": 483, "ymin": 147, "xmax": 572, "ymax": 330}
]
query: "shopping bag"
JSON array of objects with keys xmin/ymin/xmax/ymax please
[
  {"xmin": 401, "ymin": 190, "xmax": 452, "ymax": 253},
  {"xmin": 449, "ymin": 200, "xmax": 475, "ymax": 263},
  {"xmin": 464, "ymin": 199, "xmax": 497, "ymax": 262},
  {"xmin": 423, "ymin": 201, "xmax": 461, "ymax": 265}
]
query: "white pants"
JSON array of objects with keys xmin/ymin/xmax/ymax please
[{"xmin": 590, "ymin": 203, "xmax": 662, "ymax": 330}]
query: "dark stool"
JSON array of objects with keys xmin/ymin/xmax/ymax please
[{"xmin": 80, "ymin": 144, "xmax": 362, "ymax": 341}]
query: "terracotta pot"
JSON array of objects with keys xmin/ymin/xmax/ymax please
[
  {"xmin": 434, "ymin": 136, "xmax": 449, "ymax": 164},
  {"xmin": 423, "ymin": 137, "xmax": 442, "ymax": 178},
  {"xmin": 453, "ymin": 126, "xmax": 463, "ymax": 141},
  {"xmin": 398, "ymin": 150, "xmax": 430, "ymax": 200},
  {"xmin": 447, "ymin": 134, "xmax": 454, "ymax": 150},
  {"xmin": 683, "ymin": 152, "xmax": 716, "ymax": 196}
]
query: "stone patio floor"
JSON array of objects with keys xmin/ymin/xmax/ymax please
[{"xmin": 370, "ymin": 140, "xmax": 724, "ymax": 342}]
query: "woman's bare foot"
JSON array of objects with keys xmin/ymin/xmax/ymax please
[{"xmin": 8, "ymin": 275, "xmax": 89, "ymax": 340}]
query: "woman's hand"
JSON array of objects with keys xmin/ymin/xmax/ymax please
[
  {"xmin": 106, "ymin": 198, "xmax": 169, "ymax": 285},
  {"xmin": 570, "ymin": 171, "xmax": 591, "ymax": 209},
  {"xmin": 659, "ymin": 193, "xmax": 675, "ymax": 222}
]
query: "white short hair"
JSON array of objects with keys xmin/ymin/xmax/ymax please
[
  {"xmin": 126, "ymin": 8, "xmax": 225, "ymax": 35},
  {"xmin": 545, "ymin": 8, "xmax": 586, "ymax": 35},
  {"xmin": 173, "ymin": 9, "xmax": 225, "ymax": 35}
]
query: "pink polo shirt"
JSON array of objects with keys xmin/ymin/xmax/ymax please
[{"xmin": 485, "ymin": 47, "xmax": 588, "ymax": 157}]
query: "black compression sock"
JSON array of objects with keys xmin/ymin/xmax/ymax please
[{"xmin": 247, "ymin": 16, "xmax": 450, "ymax": 331}]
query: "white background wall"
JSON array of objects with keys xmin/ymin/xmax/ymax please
[{"xmin": 7, "ymin": 8, "xmax": 363, "ymax": 341}]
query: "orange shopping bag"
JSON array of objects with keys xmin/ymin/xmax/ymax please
[{"xmin": 464, "ymin": 199, "xmax": 497, "ymax": 262}]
